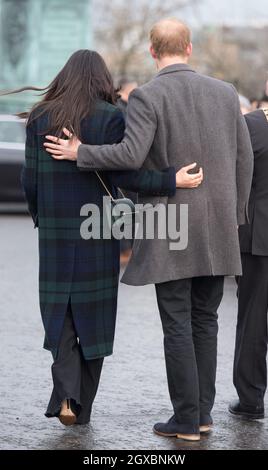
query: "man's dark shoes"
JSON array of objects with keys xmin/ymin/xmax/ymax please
[
  {"xmin": 228, "ymin": 400, "xmax": 264, "ymax": 419},
  {"xmin": 153, "ymin": 415, "xmax": 200, "ymax": 441}
]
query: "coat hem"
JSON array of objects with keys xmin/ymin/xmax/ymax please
[
  {"xmin": 43, "ymin": 344, "xmax": 113, "ymax": 361},
  {"xmin": 83, "ymin": 350, "xmax": 113, "ymax": 361},
  {"xmin": 121, "ymin": 270, "xmax": 242, "ymax": 286}
]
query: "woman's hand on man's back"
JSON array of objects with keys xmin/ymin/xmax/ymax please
[{"xmin": 176, "ymin": 163, "xmax": 203, "ymax": 189}]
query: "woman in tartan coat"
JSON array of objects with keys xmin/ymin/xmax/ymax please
[{"xmin": 19, "ymin": 50, "xmax": 202, "ymax": 426}]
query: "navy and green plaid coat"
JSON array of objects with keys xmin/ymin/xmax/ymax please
[{"xmin": 22, "ymin": 100, "xmax": 175, "ymax": 360}]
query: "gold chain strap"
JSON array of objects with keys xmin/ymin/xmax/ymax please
[
  {"xmin": 66, "ymin": 122, "xmax": 125, "ymax": 202},
  {"xmin": 95, "ymin": 171, "xmax": 125, "ymax": 202}
]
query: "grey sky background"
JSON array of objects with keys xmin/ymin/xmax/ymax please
[{"xmin": 181, "ymin": 0, "xmax": 268, "ymax": 26}]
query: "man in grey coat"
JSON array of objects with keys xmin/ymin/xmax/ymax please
[{"xmin": 45, "ymin": 18, "xmax": 254, "ymax": 441}]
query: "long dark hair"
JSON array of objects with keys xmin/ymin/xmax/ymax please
[{"xmin": 0, "ymin": 50, "xmax": 119, "ymax": 139}]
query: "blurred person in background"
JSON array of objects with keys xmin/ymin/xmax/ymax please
[
  {"xmin": 117, "ymin": 78, "xmax": 138, "ymax": 119},
  {"xmin": 258, "ymin": 79, "xmax": 268, "ymax": 109},
  {"xmin": 229, "ymin": 107, "xmax": 268, "ymax": 420},
  {"xmin": 239, "ymin": 94, "xmax": 252, "ymax": 115},
  {"xmin": 258, "ymin": 95, "xmax": 268, "ymax": 110},
  {"xmin": 251, "ymin": 79, "xmax": 268, "ymax": 110},
  {"xmin": 44, "ymin": 19, "xmax": 253, "ymax": 441},
  {"xmin": 2, "ymin": 50, "xmax": 202, "ymax": 427}
]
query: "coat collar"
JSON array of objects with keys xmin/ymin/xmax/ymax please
[{"xmin": 156, "ymin": 63, "xmax": 196, "ymax": 78}]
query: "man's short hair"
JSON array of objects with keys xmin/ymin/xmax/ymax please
[{"xmin": 150, "ymin": 18, "xmax": 191, "ymax": 59}]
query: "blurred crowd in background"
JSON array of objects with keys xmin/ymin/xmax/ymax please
[
  {"xmin": 239, "ymin": 80, "xmax": 268, "ymax": 114},
  {"xmin": 1, "ymin": 0, "xmax": 268, "ymax": 112}
]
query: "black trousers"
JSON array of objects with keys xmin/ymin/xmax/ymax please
[
  {"xmin": 155, "ymin": 276, "xmax": 224, "ymax": 434},
  {"xmin": 45, "ymin": 304, "xmax": 104, "ymax": 424},
  {"xmin": 234, "ymin": 253, "xmax": 268, "ymax": 408}
]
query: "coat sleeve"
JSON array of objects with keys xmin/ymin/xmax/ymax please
[
  {"xmin": 101, "ymin": 110, "xmax": 176, "ymax": 197},
  {"xmin": 21, "ymin": 120, "xmax": 38, "ymax": 227},
  {"xmin": 234, "ymin": 94, "xmax": 254, "ymax": 225},
  {"xmin": 87, "ymin": 107, "xmax": 176, "ymax": 197},
  {"xmin": 77, "ymin": 87, "xmax": 157, "ymax": 171},
  {"xmin": 108, "ymin": 168, "xmax": 176, "ymax": 197}
]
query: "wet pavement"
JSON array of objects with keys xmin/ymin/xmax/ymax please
[{"xmin": 0, "ymin": 215, "xmax": 267, "ymax": 450}]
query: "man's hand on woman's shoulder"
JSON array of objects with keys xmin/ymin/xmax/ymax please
[{"xmin": 44, "ymin": 127, "xmax": 81, "ymax": 160}]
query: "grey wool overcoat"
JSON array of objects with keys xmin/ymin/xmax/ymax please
[{"xmin": 77, "ymin": 64, "xmax": 254, "ymax": 285}]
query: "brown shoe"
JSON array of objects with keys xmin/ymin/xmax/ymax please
[
  {"xmin": 59, "ymin": 399, "xmax": 77, "ymax": 426},
  {"xmin": 120, "ymin": 249, "xmax": 132, "ymax": 265},
  {"xmin": 176, "ymin": 433, "xmax": 200, "ymax": 441},
  {"xmin": 200, "ymin": 425, "xmax": 213, "ymax": 434}
]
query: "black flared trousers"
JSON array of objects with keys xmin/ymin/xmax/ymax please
[
  {"xmin": 234, "ymin": 253, "xmax": 268, "ymax": 408},
  {"xmin": 45, "ymin": 303, "xmax": 104, "ymax": 424}
]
